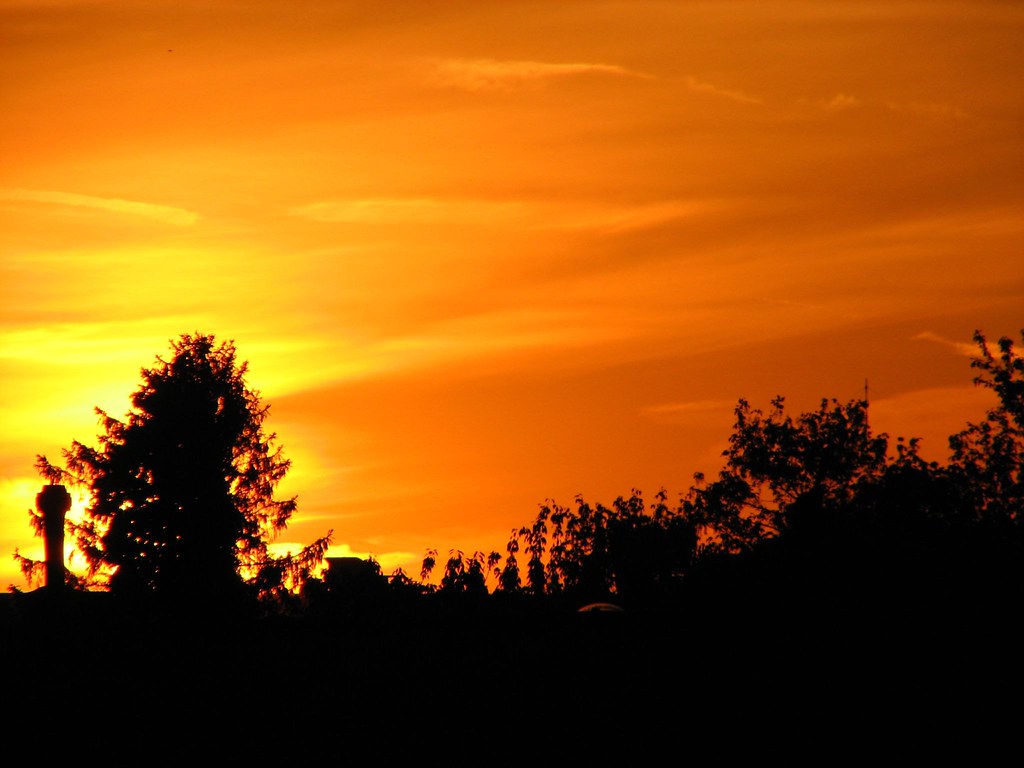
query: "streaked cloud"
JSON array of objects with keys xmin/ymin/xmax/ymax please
[
  {"xmin": 821, "ymin": 93, "xmax": 860, "ymax": 111},
  {"xmin": 289, "ymin": 197, "xmax": 528, "ymax": 225},
  {"xmin": 0, "ymin": 322, "xmax": 187, "ymax": 366},
  {"xmin": 323, "ymin": 307, "xmax": 637, "ymax": 381},
  {"xmin": 0, "ymin": 189, "xmax": 200, "ymax": 226},
  {"xmin": 430, "ymin": 57, "xmax": 650, "ymax": 90},
  {"xmin": 555, "ymin": 199, "xmax": 722, "ymax": 233},
  {"xmin": 684, "ymin": 75, "xmax": 763, "ymax": 105},
  {"xmin": 913, "ymin": 331, "xmax": 990, "ymax": 358},
  {"xmin": 886, "ymin": 101, "xmax": 969, "ymax": 120},
  {"xmin": 642, "ymin": 400, "xmax": 736, "ymax": 416},
  {"xmin": 290, "ymin": 196, "xmax": 717, "ymax": 233},
  {"xmin": 870, "ymin": 384, "xmax": 998, "ymax": 462}
]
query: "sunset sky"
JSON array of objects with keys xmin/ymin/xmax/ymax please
[{"xmin": 2, "ymin": 1, "xmax": 1021, "ymax": 590}]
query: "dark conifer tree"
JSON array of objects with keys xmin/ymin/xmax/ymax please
[{"xmin": 37, "ymin": 333, "xmax": 329, "ymax": 606}]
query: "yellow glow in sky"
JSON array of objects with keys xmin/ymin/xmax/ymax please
[{"xmin": 2, "ymin": 1, "xmax": 1021, "ymax": 589}]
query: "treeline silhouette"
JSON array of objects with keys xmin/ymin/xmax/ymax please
[
  {"xmin": 4, "ymin": 329, "xmax": 1022, "ymax": 760},
  {"xmin": 13, "ymin": 329, "xmax": 1022, "ymax": 621},
  {"xmin": 300, "ymin": 329, "xmax": 1024, "ymax": 626}
]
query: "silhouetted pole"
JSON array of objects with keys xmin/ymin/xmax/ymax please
[{"xmin": 36, "ymin": 484, "xmax": 71, "ymax": 593}]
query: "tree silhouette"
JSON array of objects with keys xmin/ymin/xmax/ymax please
[
  {"xmin": 499, "ymin": 489, "xmax": 696, "ymax": 607},
  {"xmin": 949, "ymin": 329, "xmax": 1024, "ymax": 528},
  {"xmin": 419, "ymin": 548, "xmax": 500, "ymax": 596},
  {"xmin": 679, "ymin": 333, "xmax": 1024, "ymax": 609},
  {"xmin": 36, "ymin": 333, "xmax": 330, "ymax": 606},
  {"xmin": 682, "ymin": 396, "xmax": 889, "ymax": 557}
]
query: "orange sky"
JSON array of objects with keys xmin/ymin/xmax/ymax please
[{"xmin": 2, "ymin": 1, "xmax": 1022, "ymax": 590}]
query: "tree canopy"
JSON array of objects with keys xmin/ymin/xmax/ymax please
[
  {"xmin": 474, "ymin": 328, "xmax": 1024, "ymax": 610},
  {"xmin": 35, "ymin": 333, "xmax": 330, "ymax": 606},
  {"xmin": 948, "ymin": 329, "xmax": 1024, "ymax": 526}
]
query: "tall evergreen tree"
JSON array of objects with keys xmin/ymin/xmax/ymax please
[{"xmin": 37, "ymin": 333, "xmax": 329, "ymax": 605}]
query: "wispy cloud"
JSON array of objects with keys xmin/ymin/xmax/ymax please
[
  {"xmin": 913, "ymin": 331, "xmax": 986, "ymax": 357},
  {"xmin": 642, "ymin": 400, "xmax": 735, "ymax": 415},
  {"xmin": 640, "ymin": 399, "xmax": 737, "ymax": 427},
  {"xmin": 887, "ymin": 100, "xmax": 969, "ymax": 120},
  {"xmin": 268, "ymin": 306, "xmax": 639, "ymax": 393},
  {"xmin": 869, "ymin": 384, "xmax": 997, "ymax": 461},
  {"xmin": 552, "ymin": 198, "xmax": 721, "ymax": 233},
  {"xmin": 821, "ymin": 93, "xmax": 860, "ymax": 111},
  {"xmin": 0, "ymin": 0, "xmax": 103, "ymax": 7},
  {"xmin": 290, "ymin": 196, "xmax": 718, "ymax": 232},
  {"xmin": 366, "ymin": 306, "xmax": 634, "ymax": 366},
  {"xmin": 430, "ymin": 57, "xmax": 650, "ymax": 90},
  {"xmin": 289, "ymin": 197, "xmax": 527, "ymax": 225},
  {"xmin": 0, "ymin": 321, "xmax": 190, "ymax": 366},
  {"xmin": 685, "ymin": 75, "xmax": 763, "ymax": 105},
  {"xmin": 0, "ymin": 188, "xmax": 200, "ymax": 226}
]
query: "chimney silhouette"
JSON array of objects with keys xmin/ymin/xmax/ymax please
[{"xmin": 36, "ymin": 484, "xmax": 72, "ymax": 592}]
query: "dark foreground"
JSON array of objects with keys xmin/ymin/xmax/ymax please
[{"xmin": 2, "ymin": 590, "xmax": 1019, "ymax": 764}]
